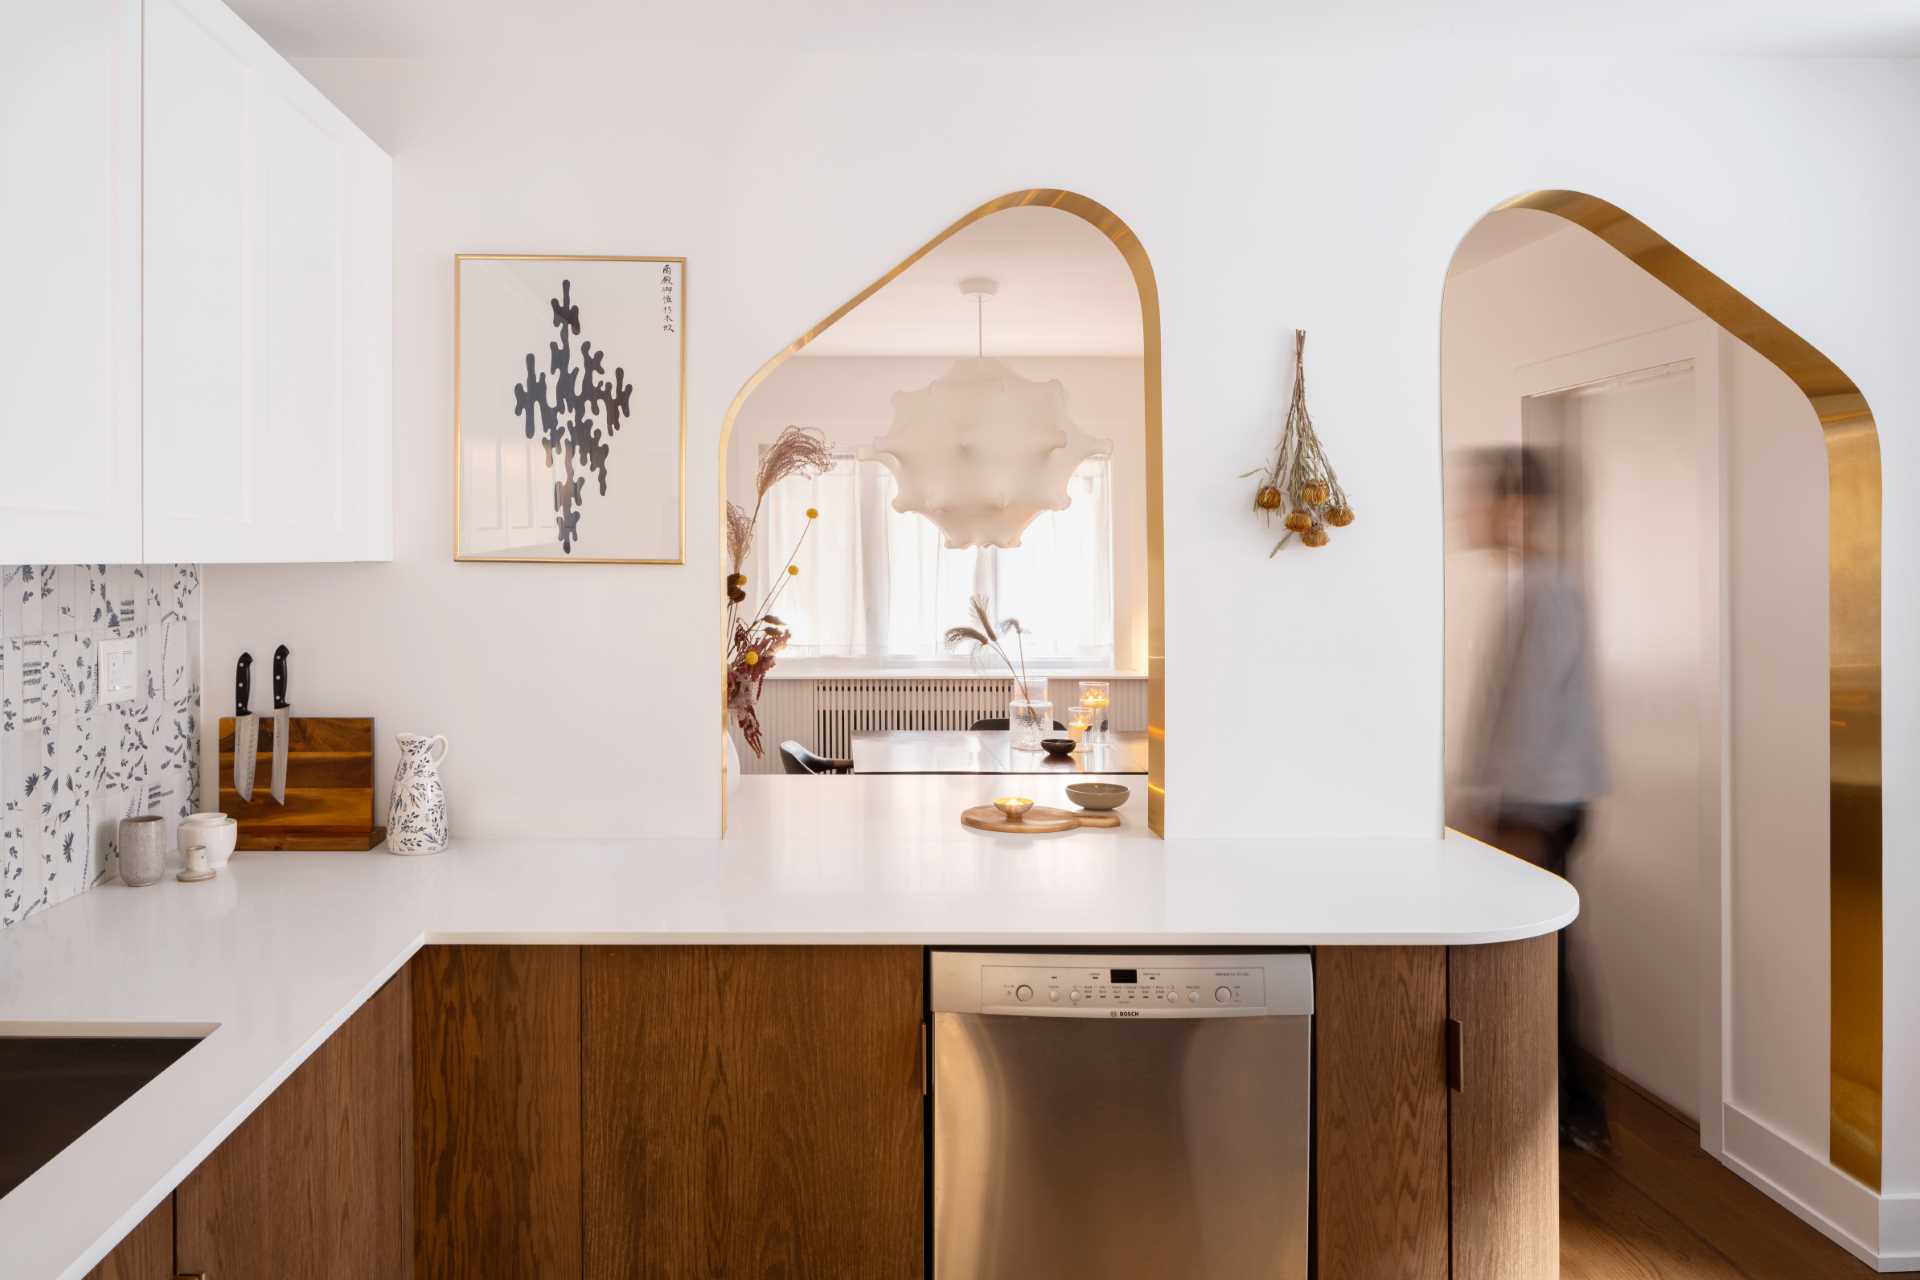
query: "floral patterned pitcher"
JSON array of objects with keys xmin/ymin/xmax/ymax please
[{"xmin": 387, "ymin": 734, "xmax": 449, "ymax": 855}]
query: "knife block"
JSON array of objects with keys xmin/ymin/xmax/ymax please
[{"xmin": 217, "ymin": 717, "xmax": 387, "ymax": 851}]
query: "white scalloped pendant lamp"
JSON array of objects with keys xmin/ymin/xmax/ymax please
[{"xmin": 866, "ymin": 279, "xmax": 1111, "ymax": 549}]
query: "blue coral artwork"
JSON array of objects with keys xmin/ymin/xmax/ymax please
[{"xmin": 455, "ymin": 255, "xmax": 686, "ymax": 563}]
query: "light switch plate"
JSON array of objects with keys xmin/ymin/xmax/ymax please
[{"xmin": 99, "ymin": 636, "xmax": 138, "ymax": 705}]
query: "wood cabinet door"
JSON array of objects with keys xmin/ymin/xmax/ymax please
[
  {"xmin": 583, "ymin": 946, "xmax": 924, "ymax": 1279},
  {"xmin": 1313, "ymin": 946, "xmax": 1450, "ymax": 1280},
  {"xmin": 174, "ymin": 964, "xmax": 412, "ymax": 1279},
  {"xmin": 413, "ymin": 945, "xmax": 583, "ymax": 1279},
  {"xmin": 0, "ymin": 0, "xmax": 143, "ymax": 563},
  {"xmin": 1450, "ymin": 935, "xmax": 1559, "ymax": 1279},
  {"xmin": 85, "ymin": 1195, "xmax": 172, "ymax": 1280},
  {"xmin": 142, "ymin": 0, "xmax": 391, "ymax": 564}
]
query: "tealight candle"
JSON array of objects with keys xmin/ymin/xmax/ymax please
[{"xmin": 993, "ymin": 796, "xmax": 1035, "ymax": 821}]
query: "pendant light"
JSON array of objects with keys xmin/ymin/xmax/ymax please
[{"xmin": 865, "ymin": 278, "xmax": 1111, "ymax": 549}]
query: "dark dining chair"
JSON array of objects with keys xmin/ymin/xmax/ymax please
[
  {"xmin": 779, "ymin": 740, "xmax": 853, "ymax": 775},
  {"xmin": 969, "ymin": 717, "xmax": 1067, "ymax": 732}
]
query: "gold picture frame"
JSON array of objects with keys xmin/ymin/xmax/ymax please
[{"xmin": 453, "ymin": 253, "xmax": 687, "ymax": 564}]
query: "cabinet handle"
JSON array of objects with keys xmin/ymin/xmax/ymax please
[{"xmin": 1445, "ymin": 1017, "xmax": 1464, "ymax": 1092}]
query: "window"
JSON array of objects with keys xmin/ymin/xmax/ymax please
[{"xmin": 752, "ymin": 450, "xmax": 1114, "ymax": 667}]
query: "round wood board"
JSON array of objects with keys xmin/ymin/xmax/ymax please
[{"xmin": 961, "ymin": 804, "xmax": 1081, "ymax": 834}]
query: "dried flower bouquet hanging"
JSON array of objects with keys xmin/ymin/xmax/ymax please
[
  {"xmin": 725, "ymin": 425, "xmax": 835, "ymax": 756},
  {"xmin": 1243, "ymin": 329, "xmax": 1354, "ymax": 555}
]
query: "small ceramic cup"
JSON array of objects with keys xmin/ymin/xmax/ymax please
[
  {"xmin": 178, "ymin": 812, "xmax": 238, "ymax": 868},
  {"xmin": 178, "ymin": 843, "xmax": 214, "ymax": 881},
  {"xmin": 117, "ymin": 815, "xmax": 168, "ymax": 887}
]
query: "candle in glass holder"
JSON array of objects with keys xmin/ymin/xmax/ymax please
[
  {"xmin": 1067, "ymin": 705, "xmax": 1094, "ymax": 741},
  {"xmin": 1076, "ymin": 682, "xmax": 1110, "ymax": 741}
]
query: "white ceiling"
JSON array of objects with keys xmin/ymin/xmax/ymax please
[
  {"xmin": 1445, "ymin": 209, "xmax": 1570, "ymax": 276},
  {"xmin": 803, "ymin": 207, "xmax": 1142, "ymax": 358},
  {"xmin": 227, "ymin": 0, "xmax": 1920, "ymax": 58}
]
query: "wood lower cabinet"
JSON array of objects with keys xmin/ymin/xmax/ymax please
[
  {"xmin": 1315, "ymin": 939, "xmax": 1560, "ymax": 1280},
  {"xmin": 413, "ymin": 945, "xmax": 583, "ymax": 1279},
  {"xmin": 1450, "ymin": 935, "xmax": 1560, "ymax": 1278},
  {"xmin": 582, "ymin": 946, "xmax": 924, "ymax": 1278},
  {"xmin": 1314, "ymin": 946, "xmax": 1451, "ymax": 1279},
  {"xmin": 174, "ymin": 963, "xmax": 413, "ymax": 1279},
  {"xmin": 85, "ymin": 1196, "xmax": 171, "ymax": 1280},
  {"xmin": 411, "ymin": 945, "xmax": 924, "ymax": 1279}
]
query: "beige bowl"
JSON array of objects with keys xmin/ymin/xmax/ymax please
[{"xmin": 1066, "ymin": 782, "xmax": 1129, "ymax": 811}]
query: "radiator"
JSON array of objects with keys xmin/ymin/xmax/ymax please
[
  {"xmin": 733, "ymin": 676, "xmax": 1150, "ymax": 774},
  {"xmin": 815, "ymin": 678, "xmax": 1012, "ymax": 758}
]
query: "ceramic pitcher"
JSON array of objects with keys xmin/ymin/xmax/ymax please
[{"xmin": 387, "ymin": 734, "xmax": 449, "ymax": 855}]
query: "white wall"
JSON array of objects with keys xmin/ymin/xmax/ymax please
[
  {"xmin": 728, "ymin": 354, "xmax": 1149, "ymax": 673},
  {"xmin": 194, "ymin": 48, "xmax": 1920, "ymax": 1199}
]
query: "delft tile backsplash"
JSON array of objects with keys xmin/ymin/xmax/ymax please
[{"xmin": 1, "ymin": 565, "xmax": 200, "ymax": 929}]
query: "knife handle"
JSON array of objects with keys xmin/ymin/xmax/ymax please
[
  {"xmin": 272, "ymin": 645, "xmax": 289, "ymax": 711},
  {"xmin": 236, "ymin": 652, "xmax": 252, "ymax": 717}
]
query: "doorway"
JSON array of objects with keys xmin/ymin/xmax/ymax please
[{"xmin": 1440, "ymin": 192, "xmax": 1885, "ymax": 1251}]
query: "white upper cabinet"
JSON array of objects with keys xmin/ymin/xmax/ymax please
[
  {"xmin": 0, "ymin": 0, "xmax": 144, "ymax": 564},
  {"xmin": 0, "ymin": 0, "xmax": 389, "ymax": 566},
  {"xmin": 143, "ymin": 0, "xmax": 392, "ymax": 563}
]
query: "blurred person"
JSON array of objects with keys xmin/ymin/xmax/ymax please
[{"xmin": 1456, "ymin": 445, "xmax": 1611, "ymax": 1150}]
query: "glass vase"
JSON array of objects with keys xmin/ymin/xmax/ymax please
[{"xmin": 1008, "ymin": 697, "xmax": 1054, "ymax": 752}]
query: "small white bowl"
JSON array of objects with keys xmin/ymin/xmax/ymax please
[{"xmin": 179, "ymin": 812, "xmax": 239, "ymax": 868}]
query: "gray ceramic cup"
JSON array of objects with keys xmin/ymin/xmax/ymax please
[{"xmin": 118, "ymin": 815, "xmax": 168, "ymax": 887}]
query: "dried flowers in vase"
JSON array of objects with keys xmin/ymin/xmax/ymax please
[
  {"xmin": 942, "ymin": 594, "xmax": 1031, "ymax": 689},
  {"xmin": 725, "ymin": 425, "xmax": 834, "ymax": 757},
  {"xmin": 1243, "ymin": 329, "xmax": 1354, "ymax": 555}
]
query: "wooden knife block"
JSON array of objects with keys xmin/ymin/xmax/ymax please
[{"xmin": 217, "ymin": 716, "xmax": 387, "ymax": 851}]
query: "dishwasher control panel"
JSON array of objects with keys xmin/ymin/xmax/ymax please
[{"xmin": 979, "ymin": 962, "xmax": 1270, "ymax": 1017}]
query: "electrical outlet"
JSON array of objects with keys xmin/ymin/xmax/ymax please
[{"xmin": 99, "ymin": 636, "xmax": 138, "ymax": 705}]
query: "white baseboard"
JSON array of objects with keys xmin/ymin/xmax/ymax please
[
  {"xmin": 1884, "ymin": 1189, "xmax": 1920, "ymax": 1270},
  {"xmin": 1719, "ymin": 1102, "xmax": 1920, "ymax": 1272}
]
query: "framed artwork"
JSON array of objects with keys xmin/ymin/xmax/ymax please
[{"xmin": 454, "ymin": 254, "xmax": 685, "ymax": 563}]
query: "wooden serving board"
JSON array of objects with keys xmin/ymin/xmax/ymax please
[
  {"xmin": 218, "ymin": 716, "xmax": 386, "ymax": 851},
  {"xmin": 961, "ymin": 805, "xmax": 1120, "ymax": 834}
]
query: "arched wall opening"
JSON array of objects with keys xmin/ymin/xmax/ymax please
[
  {"xmin": 716, "ymin": 189, "xmax": 1166, "ymax": 837},
  {"xmin": 1441, "ymin": 190, "xmax": 1882, "ymax": 1190}
]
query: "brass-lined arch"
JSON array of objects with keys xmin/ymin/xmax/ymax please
[
  {"xmin": 717, "ymin": 190, "xmax": 1167, "ymax": 838},
  {"xmin": 1487, "ymin": 190, "xmax": 1883, "ymax": 1189}
]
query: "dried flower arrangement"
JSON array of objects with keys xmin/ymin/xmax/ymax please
[
  {"xmin": 725, "ymin": 425, "xmax": 835, "ymax": 756},
  {"xmin": 1243, "ymin": 329, "xmax": 1354, "ymax": 555},
  {"xmin": 943, "ymin": 594, "xmax": 1031, "ymax": 689}
]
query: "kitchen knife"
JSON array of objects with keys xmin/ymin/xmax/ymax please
[
  {"xmin": 269, "ymin": 645, "xmax": 291, "ymax": 805},
  {"xmin": 233, "ymin": 652, "xmax": 257, "ymax": 802}
]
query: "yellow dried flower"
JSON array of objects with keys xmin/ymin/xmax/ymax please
[
  {"xmin": 1255, "ymin": 485, "xmax": 1283, "ymax": 511},
  {"xmin": 1283, "ymin": 509, "xmax": 1313, "ymax": 533},
  {"xmin": 1301, "ymin": 480, "xmax": 1330, "ymax": 506},
  {"xmin": 787, "ymin": 564, "xmax": 800, "ymax": 576},
  {"xmin": 1327, "ymin": 505, "xmax": 1355, "ymax": 528},
  {"xmin": 806, "ymin": 507, "xmax": 819, "ymax": 520},
  {"xmin": 1301, "ymin": 525, "xmax": 1330, "ymax": 548},
  {"xmin": 743, "ymin": 651, "xmax": 759, "ymax": 666}
]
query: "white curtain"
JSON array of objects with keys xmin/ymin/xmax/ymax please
[{"xmin": 752, "ymin": 450, "xmax": 1114, "ymax": 665}]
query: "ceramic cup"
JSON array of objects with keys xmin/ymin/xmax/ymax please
[
  {"xmin": 117, "ymin": 815, "xmax": 168, "ymax": 887},
  {"xmin": 178, "ymin": 812, "xmax": 238, "ymax": 868},
  {"xmin": 178, "ymin": 843, "xmax": 214, "ymax": 881}
]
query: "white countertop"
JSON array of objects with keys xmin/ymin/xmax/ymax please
[{"xmin": 0, "ymin": 774, "xmax": 1575, "ymax": 1279}]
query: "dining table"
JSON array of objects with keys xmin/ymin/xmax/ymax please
[{"xmin": 849, "ymin": 729, "xmax": 1150, "ymax": 775}]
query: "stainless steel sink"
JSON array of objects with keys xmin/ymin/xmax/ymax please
[{"xmin": 0, "ymin": 1027, "xmax": 209, "ymax": 1200}]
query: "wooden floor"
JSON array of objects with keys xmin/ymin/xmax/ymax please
[{"xmin": 1562, "ymin": 1070, "xmax": 1875, "ymax": 1279}]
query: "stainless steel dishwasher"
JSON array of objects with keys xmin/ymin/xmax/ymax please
[{"xmin": 930, "ymin": 950, "xmax": 1313, "ymax": 1279}]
